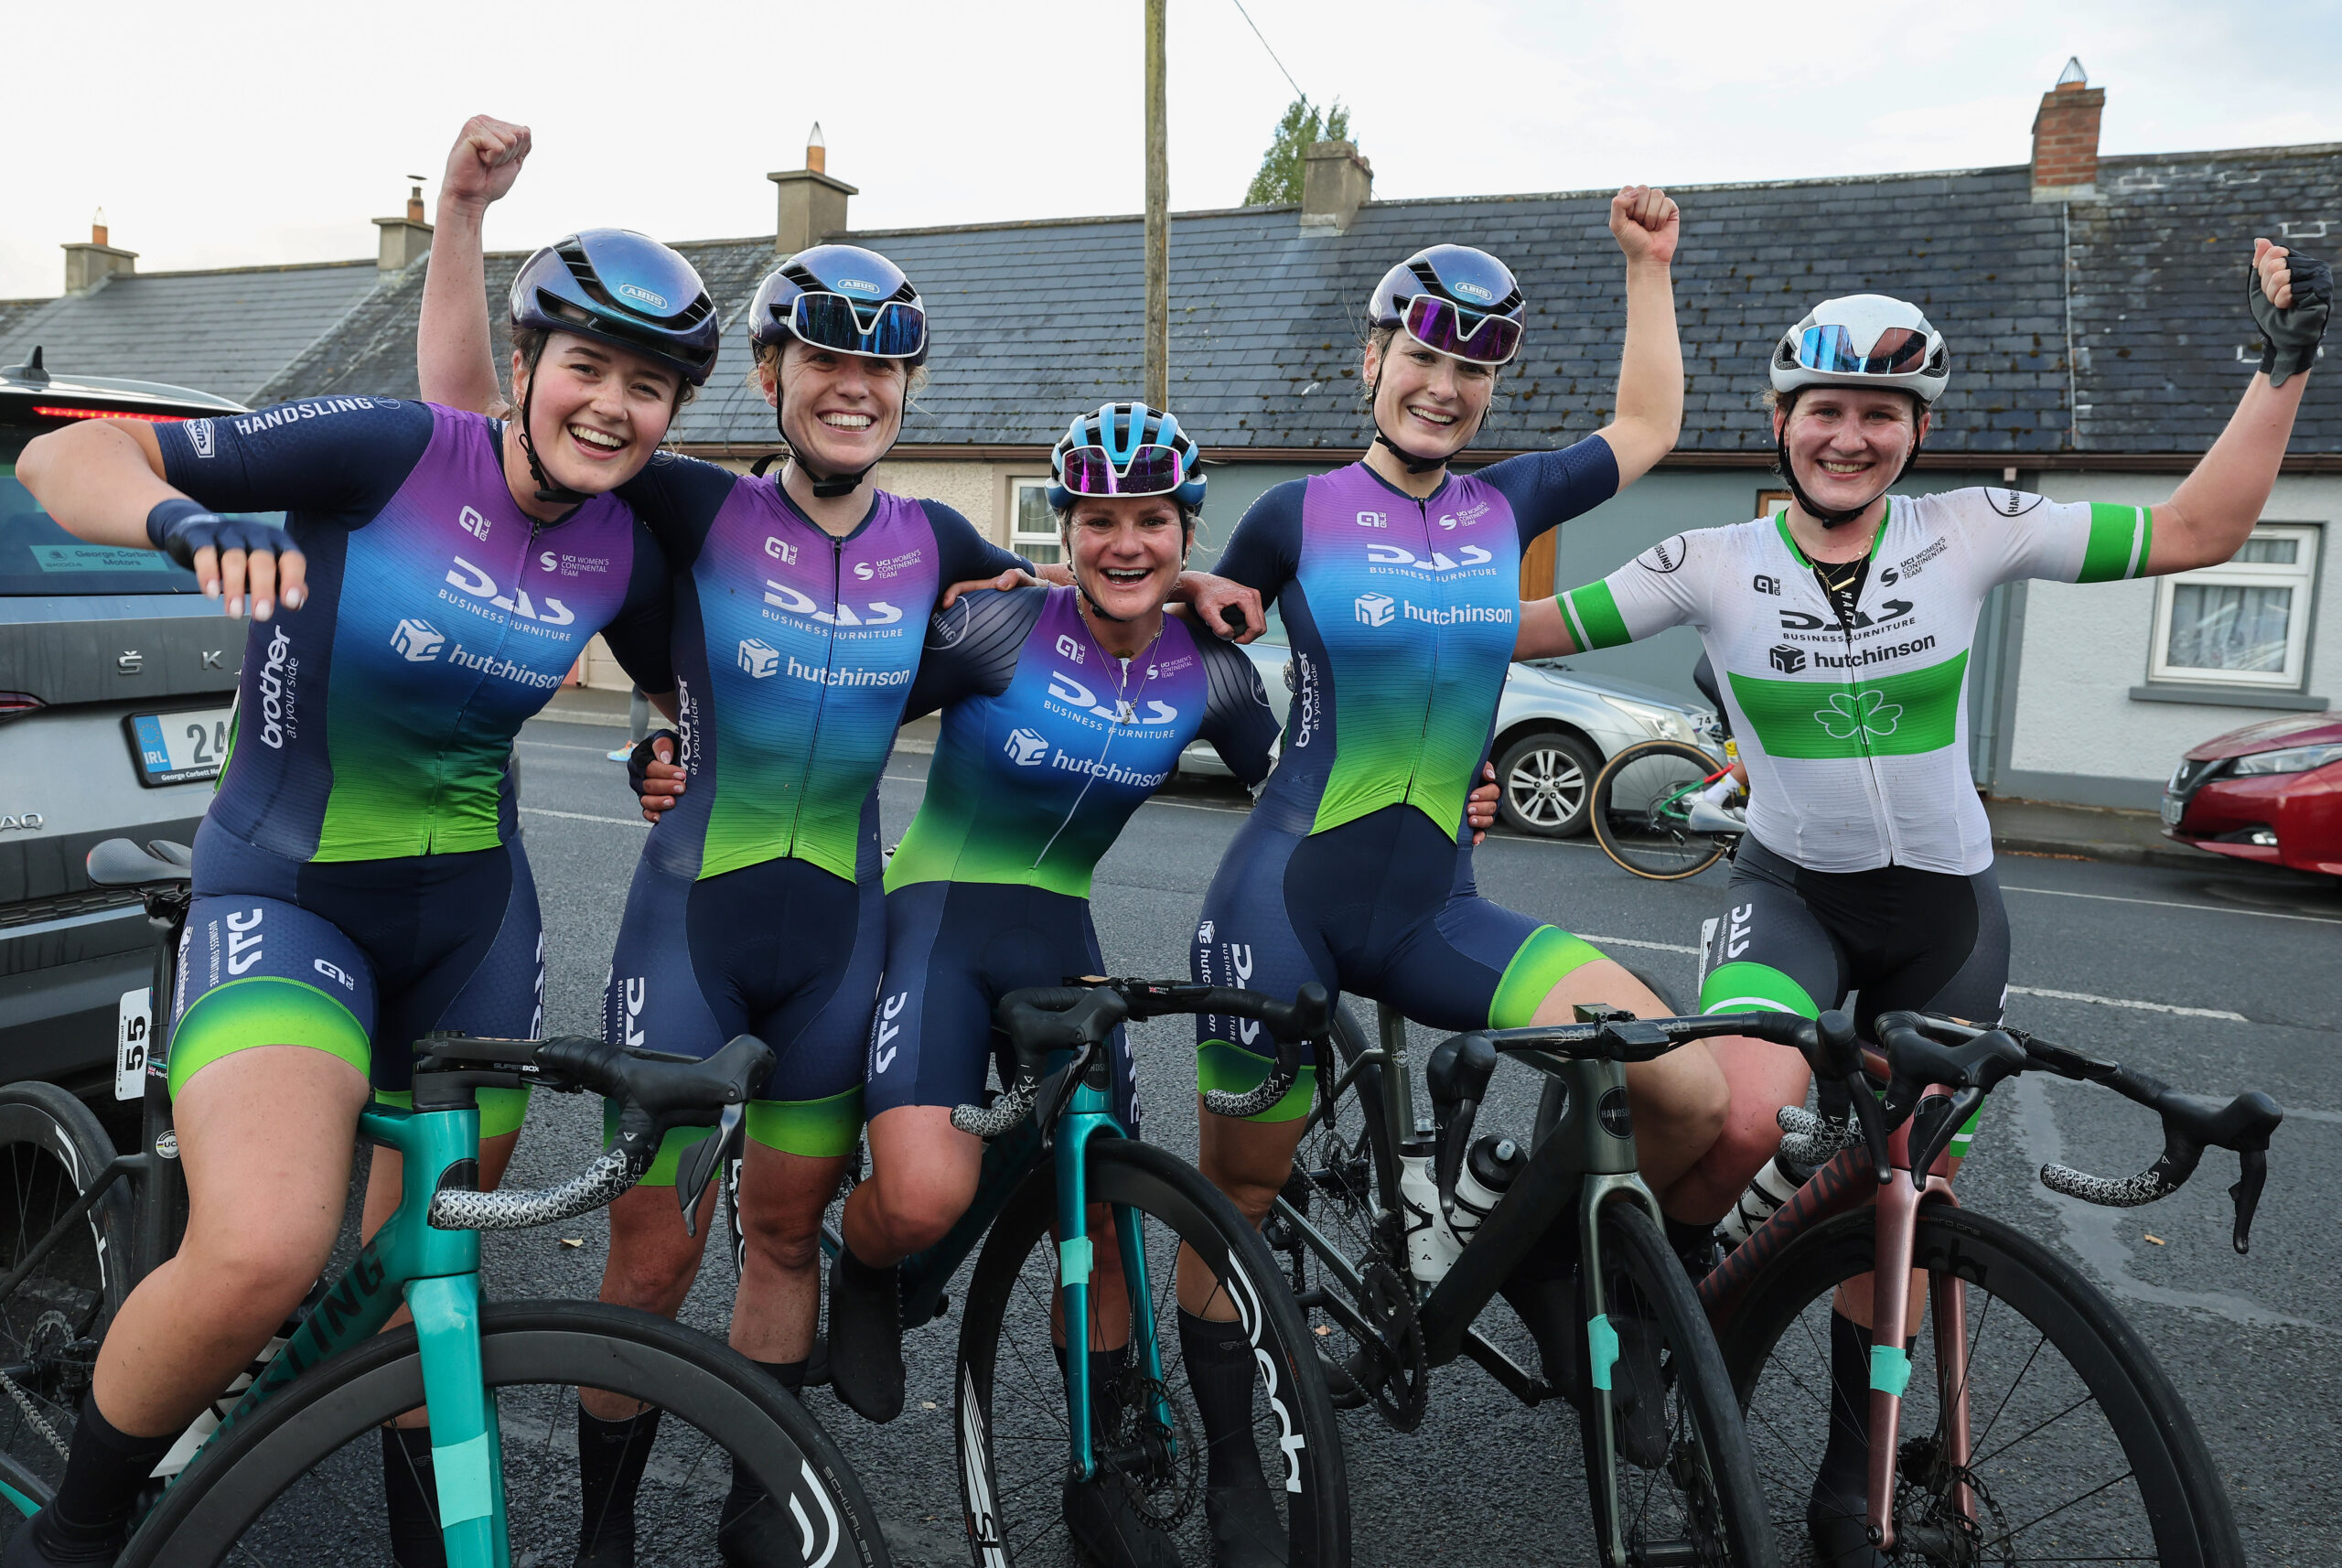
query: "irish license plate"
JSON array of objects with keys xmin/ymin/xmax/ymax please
[
  {"xmin": 2160, "ymin": 793, "xmax": 2185, "ymax": 827},
  {"xmin": 127, "ymin": 706, "xmax": 234, "ymax": 787}
]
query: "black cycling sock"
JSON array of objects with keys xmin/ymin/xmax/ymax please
[
  {"xmin": 1664, "ymin": 1214, "xmax": 1720, "ymax": 1277},
  {"xmin": 1177, "ymin": 1309, "xmax": 1265, "ymax": 1490},
  {"xmin": 381, "ymin": 1424, "xmax": 446, "ymax": 1568},
  {"xmin": 1815, "ymin": 1310, "xmax": 1871, "ymax": 1499},
  {"xmin": 721, "ymin": 1359, "xmax": 807, "ymax": 1530},
  {"xmin": 575, "ymin": 1403, "xmax": 662, "ymax": 1563},
  {"xmin": 30, "ymin": 1392, "xmax": 174, "ymax": 1563},
  {"xmin": 1053, "ymin": 1343, "xmax": 1133, "ymax": 1440}
]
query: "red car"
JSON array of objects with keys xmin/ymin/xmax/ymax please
[{"xmin": 2162, "ymin": 713, "xmax": 2342, "ymax": 876}]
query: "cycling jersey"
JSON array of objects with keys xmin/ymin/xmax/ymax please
[
  {"xmin": 865, "ymin": 585, "xmax": 1276, "ymax": 1121},
  {"xmin": 615, "ymin": 454, "xmax": 1025, "ymax": 884},
  {"xmin": 886, "ymin": 585, "xmax": 1279, "ymax": 897},
  {"xmin": 156, "ymin": 399, "xmax": 672, "ymax": 863},
  {"xmin": 1558, "ymin": 489, "xmax": 2154, "ymax": 875},
  {"xmin": 1211, "ymin": 443, "xmax": 1618, "ymax": 841}
]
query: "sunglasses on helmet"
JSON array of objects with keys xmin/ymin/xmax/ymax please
[
  {"xmin": 1793, "ymin": 323, "xmax": 1932, "ymax": 378},
  {"xmin": 1058, "ymin": 444, "xmax": 1188, "ymax": 498},
  {"xmin": 788, "ymin": 292, "xmax": 927, "ymax": 360},
  {"xmin": 1399, "ymin": 295, "xmax": 1521, "ymax": 366}
]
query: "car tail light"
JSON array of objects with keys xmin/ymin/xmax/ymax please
[
  {"xmin": 30, "ymin": 405, "xmax": 187, "ymax": 424},
  {"xmin": 0, "ymin": 692, "xmax": 43, "ymax": 721}
]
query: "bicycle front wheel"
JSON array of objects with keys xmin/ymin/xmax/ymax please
[
  {"xmin": 117, "ymin": 1301, "xmax": 887, "ymax": 1567},
  {"xmin": 1720, "ymin": 1203, "xmax": 2242, "ymax": 1566},
  {"xmin": 0, "ymin": 1082, "xmax": 134, "ymax": 1517},
  {"xmin": 1591, "ymin": 739, "xmax": 1732, "ymax": 881},
  {"xmin": 1580, "ymin": 1196, "xmax": 1773, "ymax": 1565},
  {"xmin": 957, "ymin": 1135, "xmax": 1350, "ymax": 1566}
]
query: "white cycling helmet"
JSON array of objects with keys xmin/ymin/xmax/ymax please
[{"xmin": 1770, "ymin": 295, "xmax": 1950, "ymax": 406}]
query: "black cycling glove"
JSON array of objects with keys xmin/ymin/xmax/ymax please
[
  {"xmin": 627, "ymin": 728, "xmax": 682, "ymax": 800},
  {"xmin": 144, "ymin": 497, "xmax": 297, "ymax": 572},
  {"xmin": 2248, "ymin": 250, "xmax": 2332, "ymax": 387}
]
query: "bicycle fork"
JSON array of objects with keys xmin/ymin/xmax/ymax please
[
  {"xmin": 1863, "ymin": 1129, "xmax": 1968, "ymax": 1554},
  {"xmin": 1052, "ymin": 1094, "xmax": 1168, "ymax": 1483}
]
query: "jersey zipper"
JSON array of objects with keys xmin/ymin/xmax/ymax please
[
  {"xmin": 430, "ymin": 516, "xmax": 536, "ymax": 855},
  {"xmin": 1839, "ymin": 509, "xmax": 1895, "ymax": 864},
  {"xmin": 779, "ymin": 530, "xmax": 848, "ymax": 861},
  {"xmin": 1399, "ymin": 494, "xmax": 1442, "ymax": 813}
]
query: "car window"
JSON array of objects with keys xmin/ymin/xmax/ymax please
[{"xmin": 0, "ymin": 467, "xmax": 283, "ymax": 597}]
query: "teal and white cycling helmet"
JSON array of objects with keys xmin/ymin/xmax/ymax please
[{"xmin": 1047, "ymin": 402, "xmax": 1205, "ymax": 515}]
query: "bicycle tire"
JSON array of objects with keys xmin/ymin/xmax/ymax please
[
  {"xmin": 0, "ymin": 1082, "xmax": 134, "ymax": 1516},
  {"xmin": 1717, "ymin": 1202, "xmax": 2243, "ymax": 1567},
  {"xmin": 1579, "ymin": 1196, "xmax": 1773, "ymax": 1565},
  {"xmin": 1590, "ymin": 739, "xmax": 1732, "ymax": 881},
  {"xmin": 956, "ymin": 1135, "xmax": 1350, "ymax": 1567},
  {"xmin": 115, "ymin": 1301, "xmax": 888, "ymax": 1567}
]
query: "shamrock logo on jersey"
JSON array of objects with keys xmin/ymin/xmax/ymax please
[{"xmin": 1814, "ymin": 689, "xmax": 1903, "ymax": 741}]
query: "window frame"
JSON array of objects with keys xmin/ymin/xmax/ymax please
[
  {"xmin": 1006, "ymin": 475, "xmax": 1061, "ymax": 565},
  {"xmin": 2146, "ymin": 521, "xmax": 2321, "ymax": 691}
]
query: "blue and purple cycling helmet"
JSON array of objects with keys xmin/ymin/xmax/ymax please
[
  {"xmin": 748, "ymin": 245, "xmax": 929, "ymax": 367},
  {"xmin": 508, "ymin": 229, "xmax": 722, "ymax": 385},
  {"xmin": 1367, "ymin": 245, "xmax": 1526, "ymax": 366}
]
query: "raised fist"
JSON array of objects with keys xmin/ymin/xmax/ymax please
[
  {"xmin": 442, "ymin": 114, "xmax": 532, "ymax": 214},
  {"xmin": 1610, "ymin": 186, "xmax": 1681, "ymax": 269}
]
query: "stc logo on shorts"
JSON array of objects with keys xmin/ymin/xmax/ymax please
[
  {"xmin": 225, "ymin": 908, "xmax": 264, "ymax": 976},
  {"xmin": 1354, "ymin": 593, "xmax": 1396, "ymax": 627},
  {"xmin": 872, "ymin": 992, "xmax": 908, "ymax": 1075},
  {"xmin": 761, "ymin": 580, "xmax": 903, "ymax": 628},
  {"xmin": 738, "ymin": 639, "xmax": 780, "ymax": 679},
  {"xmin": 444, "ymin": 556, "xmax": 576, "ymax": 628},
  {"xmin": 1004, "ymin": 728, "xmax": 1049, "ymax": 766},
  {"xmin": 392, "ymin": 619, "xmax": 446, "ymax": 662}
]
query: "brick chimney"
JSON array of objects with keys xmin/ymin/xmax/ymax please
[
  {"xmin": 2031, "ymin": 58, "xmax": 2104, "ymax": 201},
  {"xmin": 770, "ymin": 123, "xmax": 857, "ymax": 255},
  {"xmin": 1299, "ymin": 140, "xmax": 1372, "ymax": 234},
  {"xmin": 63, "ymin": 209, "xmax": 137, "ymax": 294},
  {"xmin": 374, "ymin": 177, "xmax": 435, "ymax": 272}
]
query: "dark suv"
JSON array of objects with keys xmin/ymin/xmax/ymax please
[{"xmin": 1, "ymin": 349, "xmax": 256, "ymax": 1101}]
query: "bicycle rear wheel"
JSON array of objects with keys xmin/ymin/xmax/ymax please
[
  {"xmin": 1580, "ymin": 1196, "xmax": 1772, "ymax": 1565},
  {"xmin": 1591, "ymin": 739, "xmax": 1732, "ymax": 880},
  {"xmin": 116, "ymin": 1301, "xmax": 887, "ymax": 1567},
  {"xmin": 1719, "ymin": 1203, "xmax": 2242, "ymax": 1566},
  {"xmin": 0, "ymin": 1082, "xmax": 133, "ymax": 1518},
  {"xmin": 956, "ymin": 1135, "xmax": 1349, "ymax": 1566}
]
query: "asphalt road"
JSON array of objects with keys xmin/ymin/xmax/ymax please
[{"xmin": 489, "ymin": 713, "xmax": 2342, "ymax": 1568}]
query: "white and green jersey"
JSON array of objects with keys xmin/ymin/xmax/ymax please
[{"xmin": 1559, "ymin": 489, "xmax": 2153, "ymax": 875}]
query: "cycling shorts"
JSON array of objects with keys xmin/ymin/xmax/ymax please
[
  {"xmin": 1191, "ymin": 804, "xmax": 1608, "ymax": 1121},
  {"xmin": 1697, "ymin": 836, "xmax": 2009, "ymax": 1036},
  {"xmin": 862, "ymin": 879, "xmax": 1140, "ymax": 1133},
  {"xmin": 601, "ymin": 854, "xmax": 880, "ymax": 1183},
  {"xmin": 167, "ymin": 819, "xmax": 540, "ymax": 1135}
]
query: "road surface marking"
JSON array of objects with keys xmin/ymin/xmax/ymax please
[
  {"xmin": 2004, "ymin": 884, "xmax": 2341, "ymax": 926},
  {"xmin": 2005, "ymin": 985, "xmax": 2246, "ymax": 1022},
  {"xmin": 521, "ymin": 807, "xmax": 646, "ymax": 829},
  {"xmin": 516, "ymin": 740, "xmax": 623, "ymax": 755}
]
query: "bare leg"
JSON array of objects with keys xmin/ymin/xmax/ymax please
[
  {"xmin": 843, "ymin": 1104, "xmax": 983, "ymax": 1264},
  {"xmin": 1663, "ymin": 1033, "xmax": 1812, "ymax": 1224},
  {"xmin": 731, "ymin": 1146, "xmax": 849, "ymax": 1364},
  {"xmin": 1530, "ymin": 958, "xmax": 1728, "ymax": 1210}
]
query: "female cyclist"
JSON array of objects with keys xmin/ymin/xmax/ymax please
[
  {"xmin": 416, "ymin": 120, "xmax": 1260, "ymax": 1563},
  {"xmin": 1519, "ymin": 240, "xmax": 2329, "ymax": 1565},
  {"xmin": 8, "ymin": 220, "xmax": 718, "ymax": 1567},
  {"xmin": 1182, "ymin": 190, "xmax": 1703, "ymax": 1475}
]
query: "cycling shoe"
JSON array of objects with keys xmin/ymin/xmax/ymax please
[
  {"xmin": 1498, "ymin": 1272, "xmax": 1585, "ymax": 1409},
  {"xmin": 1608, "ymin": 1314, "xmax": 1672, "ymax": 1469},
  {"xmin": 826, "ymin": 1251, "xmax": 905, "ymax": 1423},
  {"xmin": 715, "ymin": 1484, "xmax": 800, "ymax": 1566},
  {"xmin": 1061, "ymin": 1470, "xmax": 1178, "ymax": 1568},
  {"xmin": 1, "ymin": 1517, "xmax": 122, "ymax": 1568},
  {"xmin": 1205, "ymin": 1481, "xmax": 1288, "ymax": 1568}
]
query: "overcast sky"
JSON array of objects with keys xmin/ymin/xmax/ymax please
[{"xmin": 6, "ymin": 0, "xmax": 2340, "ymax": 301}]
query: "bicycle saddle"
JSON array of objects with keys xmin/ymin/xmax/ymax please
[{"xmin": 87, "ymin": 838, "xmax": 194, "ymax": 887}]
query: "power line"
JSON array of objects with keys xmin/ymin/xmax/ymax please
[{"xmin": 1228, "ymin": 0, "xmax": 1311, "ymax": 110}]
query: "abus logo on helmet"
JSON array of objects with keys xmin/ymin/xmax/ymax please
[
  {"xmin": 833, "ymin": 277, "xmax": 880, "ymax": 295},
  {"xmin": 1450, "ymin": 279, "xmax": 1495, "ymax": 303},
  {"xmin": 615, "ymin": 283, "xmax": 668, "ymax": 311},
  {"xmin": 254, "ymin": 628, "xmax": 294, "ymax": 748}
]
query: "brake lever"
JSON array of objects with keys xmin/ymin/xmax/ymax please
[
  {"xmin": 2230, "ymin": 1149, "xmax": 2268, "ymax": 1255},
  {"xmin": 1844, "ymin": 1073, "xmax": 1892, "ymax": 1185},
  {"xmin": 673, "ymin": 1101, "xmax": 745, "ymax": 1239},
  {"xmin": 1907, "ymin": 1085, "xmax": 1986, "ymax": 1189}
]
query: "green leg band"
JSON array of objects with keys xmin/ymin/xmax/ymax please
[
  {"xmin": 1586, "ymin": 1314, "xmax": 1620, "ymax": 1392},
  {"xmin": 167, "ymin": 978, "xmax": 370, "ymax": 1098},
  {"xmin": 601, "ymin": 1099, "xmax": 714, "ymax": 1187},
  {"xmin": 1870, "ymin": 1343, "xmax": 1913, "ymax": 1397},
  {"xmin": 1197, "ymin": 1039, "xmax": 1317, "ymax": 1122},
  {"xmin": 745, "ymin": 1088, "xmax": 865, "ymax": 1158},
  {"xmin": 1489, "ymin": 927, "xmax": 1608, "ymax": 1030},
  {"xmin": 374, "ymin": 1086, "xmax": 532, "ymax": 1139},
  {"xmin": 1698, "ymin": 961, "xmax": 1821, "ymax": 1021}
]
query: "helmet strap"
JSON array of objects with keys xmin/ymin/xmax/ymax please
[
  {"xmin": 773, "ymin": 390, "xmax": 877, "ymax": 500},
  {"xmin": 1365, "ymin": 374, "xmax": 1456, "ymax": 476},
  {"xmin": 1773, "ymin": 422, "xmax": 1925, "ymax": 531},
  {"xmin": 515, "ymin": 371, "xmax": 590, "ymax": 507}
]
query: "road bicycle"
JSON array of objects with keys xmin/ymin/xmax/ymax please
[
  {"xmin": 0, "ymin": 838, "xmax": 886, "ymax": 1565},
  {"xmin": 851, "ymin": 977, "xmax": 1351, "ymax": 1567},
  {"xmin": 1262, "ymin": 995, "xmax": 1864, "ymax": 1565},
  {"xmin": 1589, "ymin": 736, "xmax": 1746, "ymax": 881},
  {"xmin": 1703, "ymin": 1009, "xmax": 2279, "ymax": 1566}
]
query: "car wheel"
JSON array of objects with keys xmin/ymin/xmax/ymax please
[{"xmin": 1494, "ymin": 730, "xmax": 1601, "ymax": 838}]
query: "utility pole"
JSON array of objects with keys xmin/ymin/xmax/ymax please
[{"xmin": 1144, "ymin": 0, "xmax": 1169, "ymax": 407}]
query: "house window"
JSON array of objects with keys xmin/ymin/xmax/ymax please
[
  {"xmin": 1009, "ymin": 478, "xmax": 1060, "ymax": 564},
  {"xmin": 1756, "ymin": 489, "xmax": 1792, "ymax": 518},
  {"xmin": 2148, "ymin": 524, "xmax": 2320, "ymax": 689}
]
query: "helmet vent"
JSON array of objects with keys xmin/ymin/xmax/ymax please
[{"xmin": 555, "ymin": 242, "xmax": 715, "ymax": 328}]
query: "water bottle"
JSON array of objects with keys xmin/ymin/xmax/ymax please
[
  {"xmin": 1718, "ymin": 1149, "xmax": 1812, "ymax": 1251},
  {"xmin": 1447, "ymin": 1133, "xmax": 1526, "ymax": 1247},
  {"xmin": 1397, "ymin": 1140, "xmax": 1457, "ymax": 1283}
]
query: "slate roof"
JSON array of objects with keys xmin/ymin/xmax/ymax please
[
  {"xmin": 0, "ymin": 261, "xmax": 381, "ymax": 405},
  {"xmin": 6, "ymin": 140, "xmax": 2337, "ymax": 456}
]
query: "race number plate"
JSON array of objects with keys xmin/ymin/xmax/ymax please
[
  {"xmin": 116, "ymin": 987, "xmax": 153, "ymax": 1101},
  {"xmin": 127, "ymin": 706, "xmax": 235, "ymax": 787}
]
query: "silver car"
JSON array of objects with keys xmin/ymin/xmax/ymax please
[{"xmin": 1180, "ymin": 628, "xmax": 1719, "ymax": 837}]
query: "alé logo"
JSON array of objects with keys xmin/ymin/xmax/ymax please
[
  {"xmin": 761, "ymin": 579, "xmax": 903, "ymax": 628},
  {"xmin": 872, "ymin": 992, "xmax": 908, "ymax": 1074},
  {"xmin": 1056, "ymin": 634, "xmax": 1084, "ymax": 665},
  {"xmin": 1004, "ymin": 728, "xmax": 1048, "ymax": 766},
  {"xmin": 445, "ymin": 556, "xmax": 575, "ymax": 627},
  {"xmin": 459, "ymin": 506, "xmax": 490, "ymax": 542},
  {"xmin": 763, "ymin": 536, "xmax": 798, "ymax": 566},
  {"xmin": 1354, "ymin": 594, "xmax": 1395, "ymax": 628},
  {"xmin": 1046, "ymin": 671, "xmax": 1178, "ymax": 725},
  {"xmin": 1367, "ymin": 541, "xmax": 1494, "ymax": 574}
]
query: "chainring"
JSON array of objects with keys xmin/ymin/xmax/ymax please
[{"xmin": 1355, "ymin": 1259, "xmax": 1430, "ymax": 1433}]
